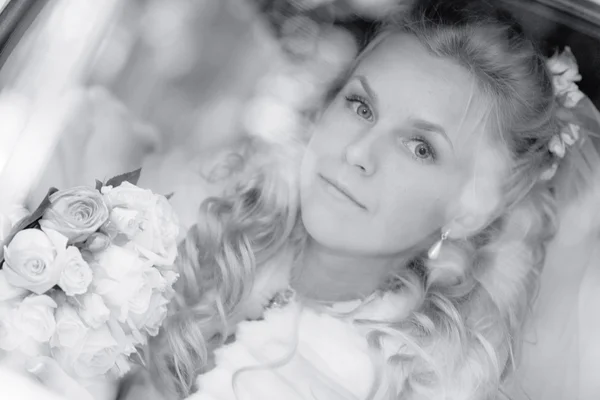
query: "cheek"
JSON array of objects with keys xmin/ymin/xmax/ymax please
[
  {"xmin": 299, "ymin": 145, "xmax": 322, "ymax": 220},
  {"xmin": 300, "ymin": 145, "xmax": 318, "ymax": 182},
  {"xmin": 310, "ymin": 103, "xmax": 357, "ymax": 149},
  {"xmin": 370, "ymin": 170, "xmax": 458, "ymax": 248},
  {"xmin": 300, "ymin": 109, "xmax": 352, "ymax": 185},
  {"xmin": 380, "ymin": 193, "xmax": 442, "ymax": 234}
]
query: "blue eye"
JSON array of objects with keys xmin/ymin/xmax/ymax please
[
  {"xmin": 404, "ymin": 138, "xmax": 436, "ymax": 162},
  {"xmin": 345, "ymin": 95, "xmax": 374, "ymax": 121}
]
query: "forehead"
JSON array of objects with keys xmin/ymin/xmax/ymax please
[{"xmin": 353, "ymin": 34, "xmax": 491, "ymax": 149}]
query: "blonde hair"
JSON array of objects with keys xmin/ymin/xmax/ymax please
[{"xmin": 147, "ymin": 2, "xmax": 560, "ymax": 398}]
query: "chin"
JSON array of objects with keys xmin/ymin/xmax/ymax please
[
  {"xmin": 301, "ymin": 204, "xmax": 417, "ymax": 258},
  {"xmin": 300, "ymin": 174, "xmax": 383, "ymax": 254},
  {"xmin": 300, "ymin": 201, "xmax": 375, "ymax": 255},
  {"xmin": 302, "ymin": 200, "xmax": 350, "ymax": 247}
]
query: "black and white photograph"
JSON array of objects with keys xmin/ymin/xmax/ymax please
[{"xmin": 0, "ymin": 0, "xmax": 599, "ymax": 399}]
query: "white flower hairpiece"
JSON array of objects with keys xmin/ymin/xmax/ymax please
[
  {"xmin": 547, "ymin": 46, "xmax": 585, "ymax": 108},
  {"xmin": 541, "ymin": 47, "xmax": 585, "ymax": 181}
]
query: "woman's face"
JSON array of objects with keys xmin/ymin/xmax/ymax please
[{"xmin": 300, "ymin": 33, "xmax": 505, "ymax": 256}]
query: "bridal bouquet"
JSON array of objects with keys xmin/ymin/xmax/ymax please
[{"xmin": 0, "ymin": 170, "xmax": 179, "ymax": 380}]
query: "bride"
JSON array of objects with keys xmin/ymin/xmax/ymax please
[
  {"xmin": 14, "ymin": 0, "xmax": 600, "ymax": 399},
  {"xmin": 140, "ymin": 0, "xmax": 598, "ymax": 399}
]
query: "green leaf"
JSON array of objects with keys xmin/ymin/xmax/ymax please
[
  {"xmin": 105, "ymin": 168, "xmax": 142, "ymax": 188},
  {"xmin": 95, "ymin": 179, "xmax": 104, "ymax": 191},
  {"xmin": 0, "ymin": 187, "xmax": 59, "ymax": 263},
  {"xmin": 165, "ymin": 192, "xmax": 174, "ymax": 200}
]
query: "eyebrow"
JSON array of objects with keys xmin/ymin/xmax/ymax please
[
  {"xmin": 355, "ymin": 75, "xmax": 378, "ymax": 105},
  {"xmin": 411, "ymin": 119, "xmax": 454, "ymax": 149},
  {"xmin": 354, "ymin": 75, "xmax": 454, "ymax": 150}
]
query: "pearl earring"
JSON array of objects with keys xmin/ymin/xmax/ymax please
[{"xmin": 427, "ymin": 229, "xmax": 450, "ymax": 260}]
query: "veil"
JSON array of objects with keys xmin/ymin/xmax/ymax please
[{"xmin": 508, "ymin": 66, "xmax": 600, "ymax": 399}]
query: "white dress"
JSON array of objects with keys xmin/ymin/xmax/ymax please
[
  {"xmin": 189, "ymin": 293, "xmax": 409, "ymax": 400},
  {"xmin": 192, "ymin": 299, "xmax": 375, "ymax": 400}
]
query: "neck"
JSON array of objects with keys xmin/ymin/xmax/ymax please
[{"xmin": 291, "ymin": 238, "xmax": 408, "ymax": 302}]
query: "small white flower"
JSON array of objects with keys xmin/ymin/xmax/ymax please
[
  {"xmin": 549, "ymin": 123, "xmax": 581, "ymax": 160},
  {"xmin": 540, "ymin": 163, "xmax": 558, "ymax": 181},
  {"xmin": 130, "ymin": 292, "xmax": 169, "ymax": 336},
  {"xmin": 548, "ymin": 135, "xmax": 566, "ymax": 158},
  {"xmin": 85, "ymin": 232, "xmax": 111, "ymax": 253},
  {"xmin": 0, "ymin": 305, "xmax": 24, "ymax": 351},
  {"xmin": 569, "ymin": 123, "xmax": 581, "ymax": 141},
  {"xmin": 13, "ymin": 294, "xmax": 57, "ymax": 342},
  {"xmin": 560, "ymin": 123, "xmax": 580, "ymax": 146},
  {"xmin": 72, "ymin": 325, "xmax": 120, "ymax": 378},
  {"xmin": 51, "ymin": 304, "xmax": 88, "ymax": 348},
  {"xmin": 57, "ymin": 246, "xmax": 93, "ymax": 296},
  {"xmin": 547, "ymin": 47, "xmax": 585, "ymax": 108},
  {"xmin": 92, "ymin": 245, "xmax": 157, "ymax": 321},
  {"xmin": 105, "ymin": 207, "xmax": 144, "ymax": 239},
  {"xmin": 102, "ymin": 182, "xmax": 179, "ymax": 267},
  {"xmin": 547, "ymin": 47, "xmax": 580, "ymax": 78},
  {"xmin": 0, "ymin": 269, "xmax": 28, "ymax": 302},
  {"xmin": 78, "ymin": 293, "xmax": 110, "ymax": 329},
  {"xmin": 564, "ymin": 88, "xmax": 585, "ymax": 108}
]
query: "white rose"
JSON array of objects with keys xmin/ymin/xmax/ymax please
[
  {"xmin": 106, "ymin": 319, "xmax": 140, "ymax": 355},
  {"xmin": 0, "ymin": 304, "xmax": 24, "ymax": 351},
  {"xmin": 130, "ymin": 293, "xmax": 169, "ymax": 336},
  {"xmin": 144, "ymin": 267, "xmax": 166, "ymax": 292},
  {"xmin": 547, "ymin": 47, "xmax": 580, "ymax": 77},
  {"xmin": 84, "ymin": 232, "xmax": 111, "ymax": 253},
  {"xmin": 102, "ymin": 182, "xmax": 179, "ymax": 266},
  {"xmin": 72, "ymin": 325, "xmax": 120, "ymax": 379},
  {"xmin": 79, "ymin": 293, "xmax": 110, "ymax": 329},
  {"xmin": 92, "ymin": 245, "xmax": 156, "ymax": 321},
  {"xmin": 51, "ymin": 304, "xmax": 88, "ymax": 348},
  {"xmin": 104, "ymin": 207, "xmax": 143, "ymax": 239},
  {"xmin": 128, "ymin": 285, "xmax": 153, "ymax": 316},
  {"xmin": 0, "ymin": 269, "xmax": 28, "ymax": 301},
  {"xmin": 14, "ymin": 295, "xmax": 57, "ymax": 342},
  {"xmin": 547, "ymin": 47, "xmax": 584, "ymax": 108},
  {"xmin": 57, "ymin": 246, "xmax": 93, "ymax": 296},
  {"xmin": 111, "ymin": 354, "xmax": 132, "ymax": 377},
  {"xmin": 564, "ymin": 88, "xmax": 585, "ymax": 108},
  {"xmin": 161, "ymin": 269, "xmax": 179, "ymax": 287},
  {"xmin": 39, "ymin": 186, "xmax": 110, "ymax": 243},
  {"xmin": 552, "ymin": 76, "xmax": 578, "ymax": 97},
  {"xmin": 0, "ymin": 303, "xmax": 42, "ymax": 356},
  {"xmin": 158, "ymin": 269, "xmax": 179, "ymax": 299},
  {"xmin": 4, "ymin": 228, "xmax": 67, "ymax": 294}
]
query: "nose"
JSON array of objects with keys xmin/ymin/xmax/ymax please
[{"xmin": 343, "ymin": 133, "xmax": 378, "ymax": 176}]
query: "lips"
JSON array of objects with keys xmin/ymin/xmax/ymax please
[{"xmin": 319, "ymin": 174, "xmax": 367, "ymax": 210}]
